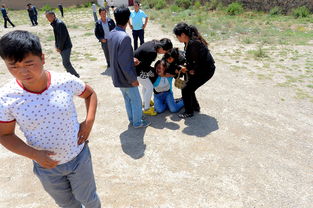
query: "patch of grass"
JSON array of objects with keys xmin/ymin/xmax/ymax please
[
  {"xmin": 307, "ymin": 85, "xmax": 313, "ymax": 89},
  {"xmin": 83, "ymin": 32, "xmax": 94, "ymax": 36},
  {"xmin": 257, "ymin": 73, "xmax": 272, "ymax": 80},
  {"xmin": 248, "ymin": 46, "xmax": 268, "ymax": 59}
]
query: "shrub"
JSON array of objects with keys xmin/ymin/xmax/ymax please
[
  {"xmin": 176, "ymin": 0, "xmax": 191, "ymax": 9},
  {"xmin": 194, "ymin": 1, "xmax": 202, "ymax": 9},
  {"xmin": 170, "ymin": 4, "xmax": 181, "ymax": 12},
  {"xmin": 292, "ymin": 6, "xmax": 310, "ymax": 18},
  {"xmin": 269, "ymin": 7, "xmax": 282, "ymax": 16},
  {"xmin": 156, "ymin": 0, "xmax": 166, "ymax": 10},
  {"xmin": 207, "ymin": 0, "xmax": 222, "ymax": 11},
  {"xmin": 41, "ymin": 4, "xmax": 53, "ymax": 12},
  {"xmin": 226, "ymin": 2, "xmax": 244, "ymax": 15}
]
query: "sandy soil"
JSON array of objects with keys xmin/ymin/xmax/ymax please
[{"xmin": 0, "ymin": 12, "xmax": 312, "ymax": 208}]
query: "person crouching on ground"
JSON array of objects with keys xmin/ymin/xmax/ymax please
[
  {"xmin": 134, "ymin": 38, "xmax": 173, "ymax": 116},
  {"xmin": 0, "ymin": 30, "xmax": 101, "ymax": 207},
  {"xmin": 151, "ymin": 60, "xmax": 184, "ymax": 114}
]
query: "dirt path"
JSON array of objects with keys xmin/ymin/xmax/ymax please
[{"xmin": 0, "ymin": 13, "xmax": 312, "ymax": 208}]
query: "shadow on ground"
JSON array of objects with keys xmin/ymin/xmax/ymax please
[
  {"xmin": 119, "ymin": 125, "xmax": 147, "ymax": 159},
  {"xmin": 182, "ymin": 113, "xmax": 219, "ymax": 137}
]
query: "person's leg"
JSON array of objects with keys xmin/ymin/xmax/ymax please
[
  {"xmin": 34, "ymin": 15, "xmax": 38, "ymax": 25},
  {"xmin": 61, "ymin": 9, "xmax": 64, "ymax": 17},
  {"xmin": 132, "ymin": 30, "xmax": 139, "ymax": 50},
  {"xmin": 30, "ymin": 16, "xmax": 35, "ymax": 26},
  {"xmin": 127, "ymin": 87, "xmax": 145, "ymax": 126},
  {"xmin": 60, "ymin": 48, "xmax": 80, "ymax": 77},
  {"xmin": 137, "ymin": 77, "xmax": 153, "ymax": 111},
  {"xmin": 7, "ymin": 17, "xmax": 15, "ymax": 27},
  {"xmin": 120, "ymin": 87, "xmax": 134, "ymax": 124},
  {"xmin": 33, "ymin": 162, "xmax": 82, "ymax": 208},
  {"xmin": 101, "ymin": 42, "xmax": 110, "ymax": 67},
  {"xmin": 138, "ymin": 29, "xmax": 144, "ymax": 46},
  {"xmin": 166, "ymin": 91, "xmax": 184, "ymax": 113},
  {"xmin": 68, "ymin": 145, "xmax": 101, "ymax": 208},
  {"xmin": 154, "ymin": 93, "xmax": 167, "ymax": 113},
  {"xmin": 93, "ymin": 12, "xmax": 98, "ymax": 22},
  {"xmin": 4, "ymin": 17, "xmax": 7, "ymax": 28}
]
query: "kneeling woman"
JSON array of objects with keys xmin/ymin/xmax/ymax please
[
  {"xmin": 173, "ymin": 22, "xmax": 215, "ymax": 118},
  {"xmin": 152, "ymin": 60, "xmax": 184, "ymax": 114}
]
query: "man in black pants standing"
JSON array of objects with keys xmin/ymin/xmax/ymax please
[
  {"xmin": 27, "ymin": 3, "xmax": 38, "ymax": 26},
  {"xmin": 95, "ymin": 7, "xmax": 116, "ymax": 68},
  {"xmin": 1, "ymin": 4, "xmax": 15, "ymax": 28},
  {"xmin": 45, "ymin": 11, "xmax": 80, "ymax": 78}
]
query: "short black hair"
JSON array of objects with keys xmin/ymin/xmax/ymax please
[
  {"xmin": 114, "ymin": 7, "xmax": 130, "ymax": 26},
  {"xmin": 155, "ymin": 38, "xmax": 173, "ymax": 51},
  {"xmin": 164, "ymin": 48, "xmax": 179, "ymax": 60},
  {"xmin": 99, "ymin": 7, "xmax": 107, "ymax": 14},
  {"xmin": 45, "ymin": 11, "xmax": 55, "ymax": 16},
  {"xmin": 0, "ymin": 30, "xmax": 42, "ymax": 63}
]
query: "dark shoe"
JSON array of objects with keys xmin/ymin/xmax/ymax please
[
  {"xmin": 174, "ymin": 97, "xmax": 183, "ymax": 103},
  {"xmin": 194, "ymin": 107, "xmax": 200, "ymax": 112},
  {"xmin": 178, "ymin": 112, "xmax": 193, "ymax": 118}
]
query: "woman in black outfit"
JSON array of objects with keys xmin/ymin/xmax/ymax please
[{"xmin": 173, "ymin": 22, "xmax": 215, "ymax": 118}]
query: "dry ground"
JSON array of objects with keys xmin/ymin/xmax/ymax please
[{"xmin": 0, "ymin": 9, "xmax": 312, "ymax": 208}]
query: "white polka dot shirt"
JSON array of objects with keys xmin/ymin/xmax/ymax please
[{"xmin": 0, "ymin": 71, "xmax": 86, "ymax": 164}]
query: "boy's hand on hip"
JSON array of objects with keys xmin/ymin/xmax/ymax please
[
  {"xmin": 34, "ymin": 150, "xmax": 59, "ymax": 169},
  {"xmin": 77, "ymin": 120, "xmax": 93, "ymax": 145}
]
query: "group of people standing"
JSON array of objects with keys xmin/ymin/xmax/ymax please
[{"xmin": 0, "ymin": 3, "xmax": 215, "ymax": 208}]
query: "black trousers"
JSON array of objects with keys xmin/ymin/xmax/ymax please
[
  {"xmin": 3, "ymin": 16, "xmax": 15, "ymax": 28},
  {"xmin": 132, "ymin": 29, "xmax": 144, "ymax": 50},
  {"xmin": 181, "ymin": 69, "xmax": 215, "ymax": 114},
  {"xmin": 29, "ymin": 15, "xmax": 38, "ymax": 25}
]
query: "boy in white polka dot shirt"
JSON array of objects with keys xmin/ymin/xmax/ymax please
[{"xmin": 0, "ymin": 31, "xmax": 101, "ymax": 208}]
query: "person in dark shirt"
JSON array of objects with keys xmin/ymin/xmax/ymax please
[
  {"xmin": 134, "ymin": 38, "xmax": 173, "ymax": 116},
  {"xmin": 95, "ymin": 7, "xmax": 116, "ymax": 68},
  {"xmin": 163, "ymin": 47, "xmax": 186, "ymax": 77},
  {"xmin": 26, "ymin": 3, "xmax": 38, "ymax": 26},
  {"xmin": 45, "ymin": 11, "xmax": 80, "ymax": 78},
  {"xmin": 173, "ymin": 22, "xmax": 215, "ymax": 118},
  {"xmin": 1, "ymin": 4, "xmax": 15, "ymax": 28},
  {"xmin": 58, "ymin": 3, "xmax": 64, "ymax": 17}
]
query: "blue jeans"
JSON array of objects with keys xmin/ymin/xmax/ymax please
[
  {"xmin": 154, "ymin": 91, "xmax": 184, "ymax": 113},
  {"xmin": 132, "ymin": 29, "xmax": 144, "ymax": 50},
  {"xmin": 120, "ymin": 87, "xmax": 143, "ymax": 127},
  {"xmin": 33, "ymin": 145, "xmax": 101, "ymax": 208}
]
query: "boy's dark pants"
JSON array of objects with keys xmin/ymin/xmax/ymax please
[{"xmin": 3, "ymin": 16, "xmax": 15, "ymax": 28}]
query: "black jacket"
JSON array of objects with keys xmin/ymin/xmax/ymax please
[
  {"xmin": 27, "ymin": 6, "xmax": 37, "ymax": 17},
  {"xmin": 185, "ymin": 39, "xmax": 215, "ymax": 78},
  {"xmin": 134, "ymin": 41, "xmax": 158, "ymax": 76},
  {"xmin": 94, "ymin": 18, "xmax": 115, "ymax": 41},
  {"xmin": 51, "ymin": 18, "xmax": 72, "ymax": 51}
]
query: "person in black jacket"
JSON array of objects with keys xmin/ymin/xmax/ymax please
[
  {"xmin": 1, "ymin": 4, "xmax": 15, "ymax": 28},
  {"xmin": 134, "ymin": 38, "xmax": 172, "ymax": 116},
  {"xmin": 95, "ymin": 7, "xmax": 115, "ymax": 68},
  {"xmin": 45, "ymin": 11, "xmax": 80, "ymax": 78},
  {"xmin": 173, "ymin": 22, "xmax": 215, "ymax": 118},
  {"xmin": 27, "ymin": 3, "xmax": 38, "ymax": 26},
  {"xmin": 58, "ymin": 3, "xmax": 64, "ymax": 17}
]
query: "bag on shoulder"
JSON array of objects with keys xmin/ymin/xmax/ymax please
[{"xmin": 174, "ymin": 70, "xmax": 188, "ymax": 89}]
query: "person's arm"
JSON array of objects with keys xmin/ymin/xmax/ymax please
[
  {"xmin": 0, "ymin": 121, "xmax": 59, "ymax": 168},
  {"xmin": 186, "ymin": 41, "xmax": 203, "ymax": 75},
  {"xmin": 77, "ymin": 84, "xmax": 97, "ymax": 145},
  {"xmin": 118, "ymin": 36, "xmax": 138, "ymax": 86},
  {"xmin": 94, "ymin": 22, "xmax": 102, "ymax": 41},
  {"xmin": 128, "ymin": 19, "xmax": 133, "ymax": 30},
  {"xmin": 33, "ymin": 6, "xmax": 38, "ymax": 15},
  {"xmin": 143, "ymin": 17, "xmax": 149, "ymax": 30}
]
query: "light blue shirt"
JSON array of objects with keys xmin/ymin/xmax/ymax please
[{"xmin": 130, "ymin": 10, "xmax": 148, "ymax": 31}]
